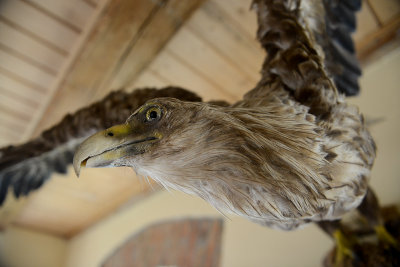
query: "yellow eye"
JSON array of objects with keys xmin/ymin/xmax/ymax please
[{"xmin": 145, "ymin": 106, "xmax": 161, "ymax": 121}]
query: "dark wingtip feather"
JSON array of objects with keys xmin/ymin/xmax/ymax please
[
  {"xmin": 0, "ymin": 176, "xmax": 10, "ymax": 205},
  {"xmin": 13, "ymin": 179, "xmax": 23, "ymax": 198},
  {"xmin": 322, "ymin": 0, "xmax": 362, "ymax": 96},
  {"xmin": 329, "ymin": 26, "xmax": 355, "ymax": 53},
  {"xmin": 330, "ymin": 3, "xmax": 357, "ymax": 31},
  {"xmin": 334, "ymin": 76, "xmax": 360, "ymax": 96},
  {"xmin": 343, "ymin": 0, "xmax": 362, "ymax": 11},
  {"xmin": 331, "ymin": 40, "xmax": 362, "ymax": 76},
  {"xmin": 0, "ymin": 143, "xmax": 78, "ymax": 205}
]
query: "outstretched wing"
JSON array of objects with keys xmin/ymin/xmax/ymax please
[
  {"xmin": 250, "ymin": 0, "xmax": 362, "ymax": 107},
  {"xmin": 0, "ymin": 87, "xmax": 202, "ymax": 205}
]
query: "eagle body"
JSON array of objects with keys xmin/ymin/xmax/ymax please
[
  {"xmin": 104, "ymin": 83, "xmax": 374, "ymax": 230},
  {"xmin": 71, "ymin": 0, "xmax": 376, "ymax": 230}
]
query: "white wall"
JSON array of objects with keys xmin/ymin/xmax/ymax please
[
  {"xmin": 0, "ymin": 226, "xmax": 66, "ymax": 267},
  {"xmin": 65, "ymin": 190, "xmax": 332, "ymax": 267}
]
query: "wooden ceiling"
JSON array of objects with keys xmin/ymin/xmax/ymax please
[
  {"xmin": 0, "ymin": 0, "xmax": 105, "ymax": 147},
  {"xmin": 0, "ymin": 0, "xmax": 399, "ymax": 237}
]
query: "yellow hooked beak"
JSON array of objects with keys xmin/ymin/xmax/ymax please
[{"xmin": 73, "ymin": 123, "xmax": 157, "ymax": 177}]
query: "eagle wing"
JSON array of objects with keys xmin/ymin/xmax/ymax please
[
  {"xmin": 249, "ymin": 0, "xmax": 361, "ymax": 107},
  {"xmin": 0, "ymin": 87, "xmax": 202, "ymax": 204}
]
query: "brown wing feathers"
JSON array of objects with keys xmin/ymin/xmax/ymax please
[{"xmin": 252, "ymin": 0, "xmax": 338, "ymax": 117}]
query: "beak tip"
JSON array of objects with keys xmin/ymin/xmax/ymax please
[
  {"xmin": 72, "ymin": 156, "xmax": 81, "ymax": 178},
  {"xmin": 73, "ymin": 163, "xmax": 80, "ymax": 178}
]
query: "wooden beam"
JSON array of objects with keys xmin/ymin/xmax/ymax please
[
  {"xmin": 32, "ymin": 0, "xmax": 205, "ymax": 136},
  {"xmin": 357, "ymin": 16, "xmax": 400, "ymax": 61}
]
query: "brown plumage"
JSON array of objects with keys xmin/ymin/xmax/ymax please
[{"xmin": 73, "ymin": 0, "xmax": 376, "ymax": 230}]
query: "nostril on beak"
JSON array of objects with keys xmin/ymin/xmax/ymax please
[{"xmin": 107, "ymin": 132, "xmax": 114, "ymax": 137}]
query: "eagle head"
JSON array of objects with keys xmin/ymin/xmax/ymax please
[{"xmin": 73, "ymin": 98, "xmax": 218, "ymax": 178}]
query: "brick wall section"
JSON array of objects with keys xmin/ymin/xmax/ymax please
[{"xmin": 102, "ymin": 218, "xmax": 223, "ymax": 267}]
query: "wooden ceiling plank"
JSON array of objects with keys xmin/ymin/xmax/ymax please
[
  {"xmin": 0, "ymin": 117, "xmax": 26, "ymax": 135},
  {"xmin": 0, "ymin": 43, "xmax": 57, "ymax": 76},
  {"xmin": 0, "ymin": 22, "xmax": 65, "ymax": 72},
  {"xmin": 0, "ymin": 16, "xmax": 68, "ymax": 57},
  {"xmin": 129, "ymin": 71, "xmax": 171, "ymax": 90},
  {"xmin": 0, "ymin": 86, "xmax": 39, "ymax": 110},
  {"xmin": 0, "ymin": 92, "xmax": 35, "ymax": 117},
  {"xmin": 210, "ymin": 0, "xmax": 257, "ymax": 40},
  {"xmin": 0, "ymin": 126, "xmax": 23, "ymax": 142},
  {"xmin": 19, "ymin": 0, "xmax": 81, "ymax": 34},
  {"xmin": 150, "ymin": 50, "xmax": 236, "ymax": 102},
  {"xmin": 33, "ymin": 0, "xmax": 206, "ymax": 135},
  {"xmin": 0, "ymin": 73, "xmax": 44, "ymax": 102},
  {"xmin": 25, "ymin": 0, "xmax": 95, "ymax": 30},
  {"xmin": 368, "ymin": 0, "xmax": 400, "ymax": 25},
  {"xmin": 165, "ymin": 28, "xmax": 254, "ymax": 98},
  {"xmin": 0, "ymin": 108, "xmax": 28, "ymax": 125},
  {"xmin": 0, "ymin": 67, "xmax": 45, "ymax": 95},
  {"xmin": 353, "ymin": 1, "xmax": 380, "ymax": 43},
  {"xmin": 0, "ymin": 50, "xmax": 55, "ymax": 89},
  {"xmin": 104, "ymin": 0, "xmax": 207, "ymax": 98},
  {"xmin": 12, "ymin": 168, "xmax": 152, "ymax": 237},
  {"xmin": 31, "ymin": 0, "xmax": 158, "ymax": 134},
  {"xmin": 187, "ymin": 2, "xmax": 263, "ymax": 82},
  {"xmin": 356, "ymin": 16, "xmax": 400, "ymax": 61},
  {"xmin": 0, "ymin": 0, "xmax": 79, "ymax": 52},
  {"xmin": 81, "ymin": 0, "xmax": 99, "ymax": 8}
]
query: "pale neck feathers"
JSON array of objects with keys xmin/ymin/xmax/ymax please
[{"xmin": 132, "ymin": 102, "xmax": 333, "ymax": 223}]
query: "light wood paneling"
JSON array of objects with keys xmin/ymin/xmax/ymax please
[
  {"xmin": 0, "ymin": 23, "xmax": 64, "ymax": 72},
  {"xmin": 0, "ymin": 50, "xmax": 55, "ymax": 87},
  {"xmin": 0, "ymin": 112, "xmax": 26, "ymax": 131},
  {"xmin": 356, "ymin": 0, "xmax": 400, "ymax": 60},
  {"xmin": 0, "ymin": 110, "xmax": 28, "ymax": 143},
  {"xmin": 129, "ymin": 71, "xmax": 170, "ymax": 89},
  {"xmin": 13, "ymin": 167, "xmax": 155, "ymax": 237},
  {"xmin": 211, "ymin": 0, "xmax": 257, "ymax": 39},
  {"xmin": 26, "ymin": 0, "xmax": 95, "ymax": 30},
  {"xmin": 0, "ymin": 0, "xmax": 104, "ymax": 147},
  {"xmin": 0, "ymin": 0, "xmax": 107, "ymax": 232},
  {"xmin": 82, "ymin": 0, "xmax": 101, "ymax": 7},
  {"xmin": 0, "ymin": 0, "xmax": 79, "ymax": 52},
  {"xmin": 106, "ymin": 0, "xmax": 208, "ymax": 95},
  {"xmin": 187, "ymin": 1, "xmax": 262, "ymax": 82},
  {"xmin": 145, "ymin": 51, "xmax": 233, "ymax": 102},
  {"xmin": 0, "ymin": 73, "xmax": 44, "ymax": 103},
  {"xmin": 165, "ymin": 28, "xmax": 253, "ymax": 98},
  {"xmin": 368, "ymin": 0, "xmax": 400, "ymax": 24},
  {"xmin": 0, "ymin": 93, "xmax": 34, "ymax": 119},
  {"xmin": 354, "ymin": 1, "xmax": 380, "ymax": 43}
]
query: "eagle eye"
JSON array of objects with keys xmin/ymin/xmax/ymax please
[{"xmin": 145, "ymin": 106, "xmax": 161, "ymax": 122}]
